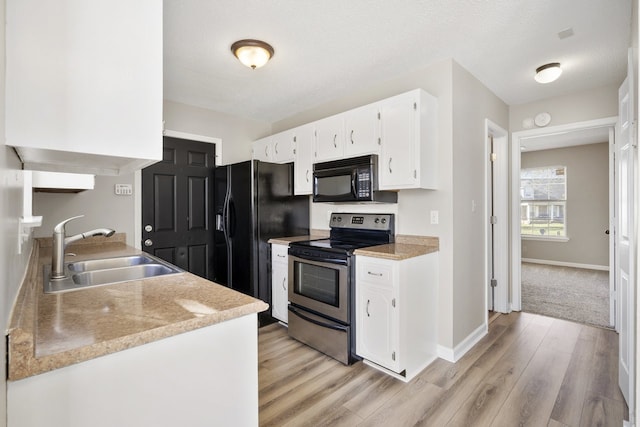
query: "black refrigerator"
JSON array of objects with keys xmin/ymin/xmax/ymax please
[{"xmin": 213, "ymin": 160, "xmax": 310, "ymax": 324}]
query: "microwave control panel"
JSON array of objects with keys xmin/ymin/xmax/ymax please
[{"xmin": 355, "ymin": 168, "xmax": 371, "ymax": 198}]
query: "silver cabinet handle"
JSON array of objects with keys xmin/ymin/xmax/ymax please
[
  {"xmin": 144, "ymin": 224, "xmax": 153, "ymax": 232},
  {"xmin": 367, "ymin": 271, "xmax": 383, "ymax": 277},
  {"xmin": 333, "ymin": 134, "xmax": 337, "ymax": 148},
  {"xmin": 144, "ymin": 239, "xmax": 153, "ymax": 247},
  {"xmin": 306, "ymin": 170, "xmax": 310, "ymax": 182},
  {"xmin": 265, "ymin": 145, "xmax": 269, "ymax": 157},
  {"xmin": 366, "ymin": 299, "xmax": 370, "ymax": 317},
  {"xmin": 350, "ymin": 130, "xmax": 354, "ymax": 144},
  {"xmin": 276, "ymin": 254, "xmax": 286, "ymax": 258},
  {"xmin": 275, "ymin": 142, "xmax": 279, "ymax": 154},
  {"xmin": 388, "ymin": 158, "xmax": 392, "ymax": 173},
  {"xmin": 282, "ymin": 277, "xmax": 286, "ymax": 291}
]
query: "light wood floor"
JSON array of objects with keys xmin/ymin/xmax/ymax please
[{"xmin": 258, "ymin": 312, "xmax": 627, "ymax": 426}]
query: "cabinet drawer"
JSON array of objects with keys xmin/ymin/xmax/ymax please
[
  {"xmin": 271, "ymin": 244, "xmax": 289, "ymax": 263},
  {"xmin": 358, "ymin": 259, "xmax": 392, "ymax": 285}
]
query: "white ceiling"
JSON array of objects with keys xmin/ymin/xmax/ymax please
[{"xmin": 164, "ymin": 0, "xmax": 632, "ymax": 124}]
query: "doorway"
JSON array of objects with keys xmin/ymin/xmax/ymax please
[
  {"xmin": 141, "ymin": 136, "xmax": 216, "ymax": 279},
  {"xmin": 510, "ymin": 118, "xmax": 617, "ymax": 327},
  {"xmin": 485, "ymin": 120, "xmax": 509, "ymax": 315}
]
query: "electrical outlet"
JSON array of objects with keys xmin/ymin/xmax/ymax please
[
  {"xmin": 115, "ymin": 184, "xmax": 133, "ymax": 196},
  {"xmin": 430, "ymin": 210, "xmax": 439, "ymax": 225}
]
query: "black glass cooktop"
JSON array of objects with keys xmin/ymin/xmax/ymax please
[{"xmin": 290, "ymin": 238, "xmax": 383, "ymax": 253}]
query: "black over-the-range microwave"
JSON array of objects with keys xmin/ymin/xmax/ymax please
[{"xmin": 312, "ymin": 154, "xmax": 398, "ymax": 203}]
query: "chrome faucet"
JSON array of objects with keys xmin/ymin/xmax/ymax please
[{"xmin": 50, "ymin": 215, "xmax": 116, "ymax": 279}]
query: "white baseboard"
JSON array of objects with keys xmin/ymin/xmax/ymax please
[
  {"xmin": 522, "ymin": 258, "xmax": 609, "ymax": 272},
  {"xmin": 437, "ymin": 322, "xmax": 488, "ymax": 363}
]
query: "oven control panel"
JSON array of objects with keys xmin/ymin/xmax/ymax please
[{"xmin": 329, "ymin": 213, "xmax": 394, "ymax": 231}]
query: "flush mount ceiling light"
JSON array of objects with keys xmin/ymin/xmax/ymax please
[
  {"xmin": 231, "ymin": 39, "xmax": 274, "ymax": 69},
  {"xmin": 534, "ymin": 62, "xmax": 562, "ymax": 84}
]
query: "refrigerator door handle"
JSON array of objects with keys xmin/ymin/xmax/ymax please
[{"xmin": 228, "ymin": 198, "xmax": 237, "ymax": 238}]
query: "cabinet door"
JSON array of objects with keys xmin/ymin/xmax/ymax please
[
  {"xmin": 379, "ymin": 92, "xmax": 417, "ymax": 189},
  {"xmin": 271, "ymin": 263, "xmax": 288, "ymax": 323},
  {"xmin": 344, "ymin": 103, "xmax": 381, "ymax": 157},
  {"xmin": 271, "ymin": 244, "xmax": 289, "ymax": 324},
  {"xmin": 6, "ymin": 1, "xmax": 163, "ymax": 172},
  {"xmin": 294, "ymin": 124, "xmax": 314, "ymax": 195},
  {"xmin": 314, "ymin": 115, "xmax": 345, "ymax": 162},
  {"xmin": 272, "ymin": 130, "xmax": 296, "ymax": 163},
  {"xmin": 357, "ymin": 283, "xmax": 399, "ymax": 372},
  {"xmin": 252, "ymin": 137, "xmax": 273, "ymax": 162}
]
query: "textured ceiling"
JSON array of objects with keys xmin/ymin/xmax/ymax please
[{"xmin": 164, "ymin": 0, "xmax": 632, "ymax": 124}]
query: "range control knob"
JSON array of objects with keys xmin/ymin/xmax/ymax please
[
  {"xmin": 374, "ymin": 218, "xmax": 380, "ymax": 224},
  {"xmin": 381, "ymin": 218, "xmax": 387, "ymax": 224},
  {"xmin": 337, "ymin": 216, "xmax": 342, "ymax": 222}
]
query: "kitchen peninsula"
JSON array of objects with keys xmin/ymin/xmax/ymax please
[{"xmin": 7, "ymin": 235, "xmax": 268, "ymax": 427}]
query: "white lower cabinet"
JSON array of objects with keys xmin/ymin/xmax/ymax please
[
  {"xmin": 8, "ymin": 314, "xmax": 260, "ymax": 427},
  {"xmin": 356, "ymin": 252, "xmax": 438, "ymax": 382},
  {"xmin": 271, "ymin": 243, "xmax": 290, "ymax": 323}
]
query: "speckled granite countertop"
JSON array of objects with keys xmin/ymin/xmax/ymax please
[
  {"xmin": 269, "ymin": 233, "xmax": 439, "ymax": 260},
  {"xmin": 7, "ymin": 235, "xmax": 268, "ymax": 381},
  {"xmin": 354, "ymin": 235, "xmax": 439, "ymax": 260},
  {"xmin": 267, "ymin": 232, "xmax": 328, "ymax": 245}
]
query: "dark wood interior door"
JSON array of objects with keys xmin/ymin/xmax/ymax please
[{"xmin": 141, "ymin": 136, "xmax": 215, "ymax": 280}]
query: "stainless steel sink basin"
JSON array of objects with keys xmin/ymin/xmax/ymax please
[
  {"xmin": 67, "ymin": 254, "xmax": 155, "ymax": 272},
  {"xmin": 44, "ymin": 254, "xmax": 183, "ymax": 293}
]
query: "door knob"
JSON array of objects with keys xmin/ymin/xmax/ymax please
[
  {"xmin": 144, "ymin": 239, "xmax": 153, "ymax": 247},
  {"xmin": 144, "ymin": 224, "xmax": 153, "ymax": 232}
]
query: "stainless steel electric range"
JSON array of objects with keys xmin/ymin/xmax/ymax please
[{"xmin": 287, "ymin": 213, "xmax": 395, "ymax": 364}]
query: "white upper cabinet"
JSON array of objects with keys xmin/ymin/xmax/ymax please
[
  {"xmin": 343, "ymin": 103, "xmax": 381, "ymax": 158},
  {"xmin": 252, "ymin": 137, "xmax": 273, "ymax": 162},
  {"xmin": 271, "ymin": 130, "xmax": 296, "ymax": 163},
  {"xmin": 293, "ymin": 124, "xmax": 314, "ymax": 195},
  {"xmin": 5, "ymin": 1, "xmax": 163, "ymax": 175},
  {"xmin": 379, "ymin": 89, "xmax": 438, "ymax": 190},
  {"xmin": 313, "ymin": 115, "xmax": 345, "ymax": 163}
]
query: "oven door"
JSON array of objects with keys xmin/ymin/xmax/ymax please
[{"xmin": 288, "ymin": 253, "xmax": 349, "ymax": 323}]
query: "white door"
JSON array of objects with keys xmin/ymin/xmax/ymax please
[
  {"xmin": 486, "ymin": 121, "xmax": 509, "ymax": 313},
  {"xmin": 617, "ymin": 69, "xmax": 635, "ymax": 419}
]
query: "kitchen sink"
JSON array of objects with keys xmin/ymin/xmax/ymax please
[
  {"xmin": 67, "ymin": 254, "xmax": 156, "ymax": 272},
  {"xmin": 44, "ymin": 254, "xmax": 183, "ymax": 293}
]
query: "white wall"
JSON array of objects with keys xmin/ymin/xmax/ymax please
[
  {"xmin": 33, "ymin": 174, "xmax": 136, "ymax": 246},
  {"xmin": 0, "ymin": 0, "xmax": 33, "ymax": 424},
  {"xmin": 509, "ymin": 84, "xmax": 619, "ymax": 132},
  {"xmin": 273, "ymin": 59, "xmax": 509, "ymax": 350},
  {"xmin": 163, "ymin": 100, "xmax": 271, "ymax": 165},
  {"xmin": 521, "ymin": 143, "xmax": 609, "ymax": 267},
  {"xmin": 450, "ymin": 62, "xmax": 509, "ymax": 344}
]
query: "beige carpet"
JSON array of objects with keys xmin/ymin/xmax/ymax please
[{"xmin": 521, "ymin": 262, "xmax": 611, "ymax": 328}]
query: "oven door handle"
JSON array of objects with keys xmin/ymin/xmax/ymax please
[
  {"xmin": 288, "ymin": 306, "xmax": 348, "ymax": 332},
  {"xmin": 289, "ymin": 252, "xmax": 348, "ymax": 266}
]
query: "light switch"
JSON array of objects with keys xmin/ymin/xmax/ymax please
[{"xmin": 430, "ymin": 210, "xmax": 439, "ymax": 225}]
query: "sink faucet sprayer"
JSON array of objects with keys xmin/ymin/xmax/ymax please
[{"xmin": 51, "ymin": 215, "xmax": 115, "ymax": 279}]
